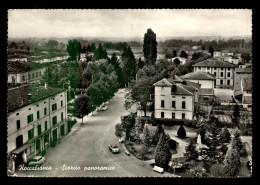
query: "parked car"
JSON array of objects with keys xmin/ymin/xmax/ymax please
[
  {"xmin": 100, "ymin": 105, "xmax": 108, "ymax": 111},
  {"xmin": 125, "ymin": 150, "xmax": 130, "ymax": 156},
  {"xmin": 28, "ymin": 156, "xmax": 45, "ymax": 166},
  {"xmin": 108, "ymin": 144, "xmax": 120, "ymax": 153},
  {"xmin": 153, "ymin": 165, "xmax": 164, "ymax": 173}
]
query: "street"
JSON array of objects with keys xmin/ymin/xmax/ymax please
[{"xmin": 16, "ymin": 89, "xmax": 176, "ymax": 177}]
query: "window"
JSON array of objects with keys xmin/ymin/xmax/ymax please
[
  {"xmin": 16, "ymin": 113, "xmax": 19, "ymax": 115},
  {"xmin": 161, "ymin": 100, "xmax": 165, "ymax": 108},
  {"xmin": 172, "ymin": 101, "xmax": 176, "ymax": 108},
  {"xmin": 182, "ymin": 113, "xmax": 185, "ymax": 119},
  {"xmin": 32, "ymin": 73, "xmax": 35, "ymax": 79},
  {"xmin": 52, "ymin": 116, "xmax": 57, "ymax": 126},
  {"xmin": 45, "ymin": 121, "xmax": 48, "ymax": 130},
  {"xmin": 61, "ymin": 100, "xmax": 63, "ymax": 107},
  {"xmin": 227, "ymin": 80, "xmax": 230, "ymax": 85},
  {"xmin": 221, "ymin": 67, "xmax": 224, "ymax": 70},
  {"xmin": 182, "ymin": 97, "xmax": 186, "ymax": 99},
  {"xmin": 28, "ymin": 128, "xmax": 34, "ymax": 140},
  {"xmin": 198, "ymin": 67, "xmax": 201, "ymax": 70},
  {"xmin": 16, "ymin": 135, "xmax": 23, "ymax": 148},
  {"xmin": 214, "ymin": 67, "xmax": 217, "ymax": 70},
  {"xmin": 37, "ymin": 111, "xmax": 40, "ymax": 119},
  {"xmin": 61, "ymin": 112, "xmax": 64, "ymax": 121},
  {"xmin": 203, "ymin": 97, "xmax": 209, "ymax": 101},
  {"xmin": 182, "ymin": 101, "xmax": 186, "ymax": 109},
  {"xmin": 220, "ymin": 80, "xmax": 223, "ymax": 85},
  {"xmin": 207, "ymin": 67, "xmax": 210, "ymax": 70},
  {"xmin": 21, "ymin": 75, "xmax": 25, "ymax": 81},
  {"xmin": 161, "ymin": 112, "xmax": 164, "ymax": 118},
  {"xmin": 27, "ymin": 114, "xmax": 33, "ymax": 124},
  {"xmin": 214, "ymin": 72, "xmax": 217, "ymax": 76},
  {"xmin": 172, "ymin": 113, "xmax": 175, "ymax": 119},
  {"xmin": 227, "ymin": 72, "xmax": 230, "ymax": 77},
  {"xmin": 16, "ymin": 120, "xmax": 20, "ymax": 130},
  {"xmin": 38, "ymin": 124, "xmax": 42, "ymax": 135},
  {"xmin": 228, "ymin": 68, "xmax": 231, "ymax": 71},
  {"xmin": 52, "ymin": 103, "xmax": 57, "ymax": 111},
  {"xmin": 220, "ymin": 72, "xmax": 223, "ymax": 77},
  {"xmin": 44, "ymin": 107, "xmax": 47, "ymax": 115}
]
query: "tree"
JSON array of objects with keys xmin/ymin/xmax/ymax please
[
  {"xmin": 224, "ymin": 137, "xmax": 241, "ymax": 177},
  {"xmin": 233, "ymin": 127, "xmax": 243, "ymax": 151},
  {"xmin": 208, "ymin": 46, "xmax": 214, "ymax": 57},
  {"xmin": 121, "ymin": 46, "xmax": 136, "ymax": 85},
  {"xmin": 10, "ymin": 42, "xmax": 18, "ymax": 49},
  {"xmin": 177, "ymin": 125, "xmax": 186, "ymax": 139},
  {"xmin": 75, "ymin": 95, "xmax": 90, "ymax": 125},
  {"xmin": 184, "ymin": 139, "xmax": 199, "ymax": 161},
  {"xmin": 172, "ymin": 50, "xmax": 177, "ymax": 57},
  {"xmin": 189, "ymin": 161, "xmax": 206, "ymax": 177},
  {"xmin": 180, "ymin": 50, "xmax": 188, "ymax": 58},
  {"xmin": 143, "ymin": 28, "xmax": 157, "ymax": 65},
  {"xmin": 155, "ymin": 132, "xmax": 172, "ymax": 169},
  {"xmin": 233, "ymin": 104, "xmax": 240, "ymax": 127},
  {"xmin": 46, "ymin": 40, "xmax": 59, "ymax": 51},
  {"xmin": 173, "ymin": 58, "xmax": 181, "ymax": 67},
  {"xmin": 115, "ymin": 123, "xmax": 123, "ymax": 141},
  {"xmin": 67, "ymin": 39, "xmax": 80, "ymax": 61},
  {"xmin": 209, "ymin": 163, "xmax": 226, "ymax": 177},
  {"xmin": 241, "ymin": 52, "xmax": 251, "ymax": 63},
  {"xmin": 220, "ymin": 126, "xmax": 231, "ymax": 143},
  {"xmin": 91, "ymin": 43, "xmax": 97, "ymax": 53},
  {"xmin": 201, "ymin": 45, "xmax": 205, "ymax": 50},
  {"xmin": 141, "ymin": 123, "xmax": 153, "ymax": 146},
  {"xmin": 140, "ymin": 145, "xmax": 148, "ymax": 165},
  {"xmin": 137, "ymin": 58, "xmax": 145, "ymax": 69}
]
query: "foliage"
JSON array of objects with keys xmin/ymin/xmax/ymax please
[
  {"xmin": 241, "ymin": 52, "xmax": 251, "ymax": 63},
  {"xmin": 180, "ymin": 50, "xmax": 188, "ymax": 58},
  {"xmin": 189, "ymin": 161, "xmax": 206, "ymax": 177},
  {"xmin": 173, "ymin": 58, "xmax": 181, "ymax": 67},
  {"xmin": 172, "ymin": 50, "xmax": 177, "ymax": 57},
  {"xmin": 137, "ymin": 58, "xmax": 145, "ymax": 69},
  {"xmin": 233, "ymin": 127, "xmax": 243, "ymax": 151},
  {"xmin": 184, "ymin": 139, "xmax": 199, "ymax": 161},
  {"xmin": 232, "ymin": 104, "xmax": 240, "ymax": 127},
  {"xmin": 93, "ymin": 44, "xmax": 108, "ymax": 61},
  {"xmin": 143, "ymin": 28, "xmax": 157, "ymax": 65},
  {"xmin": 220, "ymin": 126, "xmax": 231, "ymax": 143},
  {"xmin": 155, "ymin": 132, "xmax": 172, "ymax": 168},
  {"xmin": 45, "ymin": 40, "xmax": 59, "ymax": 52},
  {"xmin": 177, "ymin": 125, "xmax": 187, "ymax": 138},
  {"xmin": 209, "ymin": 163, "xmax": 226, "ymax": 177},
  {"xmin": 121, "ymin": 113, "xmax": 137, "ymax": 139},
  {"xmin": 67, "ymin": 39, "xmax": 80, "ymax": 61},
  {"xmin": 115, "ymin": 123, "xmax": 123, "ymax": 138},
  {"xmin": 224, "ymin": 137, "xmax": 241, "ymax": 177},
  {"xmin": 74, "ymin": 94, "xmax": 90, "ymax": 124},
  {"xmin": 208, "ymin": 46, "xmax": 214, "ymax": 57}
]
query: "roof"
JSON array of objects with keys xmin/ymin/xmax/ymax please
[
  {"xmin": 153, "ymin": 78, "xmax": 173, "ymax": 87},
  {"xmin": 235, "ymin": 68, "xmax": 252, "ymax": 73},
  {"xmin": 222, "ymin": 50, "xmax": 231, "ymax": 53},
  {"xmin": 242, "ymin": 78, "xmax": 252, "ymax": 91},
  {"xmin": 184, "ymin": 81, "xmax": 201, "ymax": 90},
  {"xmin": 192, "ymin": 59, "xmax": 236, "ymax": 68},
  {"xmin": 171, "ymin": 84, "xmax": 194, "ymax": 96},
  {"xmin": 8, "ymin": 84, "xmax": 65, "ymax": 113},
  {"xmin": 167, "ymin": 75, "xmax": 183, "ymax": 84},
  {"xmin": 180, "ymin": 71, "xmax": 215, "ymax": 80},
  {"xmin": 198, "ymin": 88, "xmax": 215, "ymax": 95},
  {"xmin": 8, "ymin": 61, "xmax": 31, "ymax": 73}
]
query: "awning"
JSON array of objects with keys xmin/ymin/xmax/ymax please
[{"xmin": 11, "ymin": 143, "xmax": 30, "ymax": 155}]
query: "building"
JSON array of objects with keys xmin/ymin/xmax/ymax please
[
  {"xmin": 193, "ymin": 59, "xmax": 236, "ymax": 89},
  {"xmin": 31, "ymin": 55, "xmax": 69, "ymax": 64},
  {"xmin": 241, "ymin": 78, "xmax": 252, "ymax": 107},
  {"xmin": 153, "ymin": 78, "xmax": 197, "ymax": 120},
  {"xmin": 7, "ymin": 83, "xmax": 68, "ymax": 168},
  {"xmin": 180, "ymin": 71, "xmax": 215, "ymax": 89},
  {"xmin": 221, "ymin": 50, "xmax": 233, "ymax": 56},
  {"xmin": 8, "ymin": 62, "xmax": 46, "ymax": 84},
  {"xmin": 234, "ymin": 68, "xmax": 252, "ymax": 100},
  {"xmin": 213, "ymin": 51, "xmax": 222, "ymax": 57},
  {"xmin": 79, "ymin": 51, "xmax": 94, "ymax": 62},
  {"xmin": 197, "ymin": 88, "xmax": 215, "ymax": 104},
  {"xmin": 8, "ymin": 58, "xmax": 28, "ymax": 62}
]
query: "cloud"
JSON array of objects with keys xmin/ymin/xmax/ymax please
[{"xmin": 8, "ymin": 9, "xmax": 252, "ymax": 38}]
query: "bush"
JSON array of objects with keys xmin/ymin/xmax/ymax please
[
  {"xmin": 210, "ymin": 163, "xmax": 226, "ymax": 177},
  {"xmin": 177, "ymin": 125, "xmax": 186, "ymax": 139},
  {"xmin": 240, "ymin": 144, "xmax": 248, "ymax": 157},
  {"xmin": 156, "ymin": 118, "xmax": 196, "ymax": 128}
]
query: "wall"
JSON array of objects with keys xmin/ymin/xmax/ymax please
[{"xmin": 187, "ymin": 79, "xmax": 214, "ymax": 89}]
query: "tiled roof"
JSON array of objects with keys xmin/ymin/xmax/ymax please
[
  {"xmin": 184, "ymin": 81, "xmax": 201, "ymax": 90},
  {"xmin": 8, "ymin": 84, "xmax": 65, "ymax": 113},
  {"xmin": 153, "ymin": 78, "xmax": 172, "ymax": 87},
  {"xmin": 180, "ymin": 71, "xmax": 215, "ymax": 80},
  {"xmin": 8, "ymin": 61, "xmax": 31, "ymax": 73},
  {"xmin": 242, "ymin": 78, "xmax": 252, "ymax": 91},
  {"xmin": 192, "ymin": 59, "xmax": 236, "ymax": 68},
  {"xmin": 235, "ymin": 68, "xmax": 252, "ymax": 73},
  {"xmin": 171, "ymin": 84, "xmax": 193, "ymax": 96},
  {"xmin": 167, "ymin": 75, "xmax": 183, "ymax": 84},
  {"xmin": 198, "ymin": 88, "xmax": 215, "ymax": 95}
]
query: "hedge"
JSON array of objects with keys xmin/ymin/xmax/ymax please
[{"xmin": 155, "ymin": 118, "xmax": 197, "ymax": 128}]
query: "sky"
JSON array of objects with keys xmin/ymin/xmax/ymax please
[{"xmin": 8, "ymin": 9, "xmax": 252, "ymax": 38}]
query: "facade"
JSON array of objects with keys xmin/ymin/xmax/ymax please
[
  {"xmin": 7, "ymin": 84, "xmax": 68, "ymax": 168},
  {"xmin": 234, "ymin": 68, "xmax": 252, "ymax": 99},
  {"xmin": 198, "ymin": 88, "xmax": 215, "ymax": 104},
  {"xmin": 193, "ymin": 59, "xmax": 236, "ymax": 89},
  {"xmin": 241, "ymin": 78, "xmax": 252, "ymax": 107},
  {"xmin": 221, "ymin": 50, "xmax": 233, "ymax": 56},
  {"xmin": 31, "ymin": 55, "xmax": 69, "ymax": 64},
  {"xmin": 213, "ymin": 51, "xmax": 222, "ymax": 57},
  {"xmin": 79, "ymin": 51, "xmax": 94, "ymax": 62},
  {"xmin": 153, "ymin": 78, "xmax": 196, "ymax": 120}
]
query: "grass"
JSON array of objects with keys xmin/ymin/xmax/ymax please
[{"xmin": 125, "ymin": 140, "xmax": 177, "ymax": 161}]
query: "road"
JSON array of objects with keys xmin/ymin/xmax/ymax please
[{"xmin": 17, "ymin": 89, "xmax": 176, "ymax": 177}]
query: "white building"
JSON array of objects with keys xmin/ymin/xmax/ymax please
[
  {"xmin": 153, "ymin": 78, "xmax": 196, "ymax": 120},
  {"xmin": 8, "ymin": 84, "xmax": 68, "ymax": 169},
  {"xmin": 213, "ymin": 51, "xmax": 222, "ymax": 57}
]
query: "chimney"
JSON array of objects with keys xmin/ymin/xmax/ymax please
[{"xmin": 45, "ymin": 83, "xmax": 48, "ymax": 89}]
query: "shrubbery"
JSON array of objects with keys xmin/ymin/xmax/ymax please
[
  {"xmin": 155, "ymin": 118, "xmax": 197, "ymax": 128},
  {"xmin": 177, "ymin": 125, "xmax": 186, "ymax": 138}
]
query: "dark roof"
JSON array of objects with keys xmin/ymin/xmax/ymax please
[
  {"xmin": 180, "ymin": 71, "xmax": 215, "ymax": 80},
  {"xmin": 167, "ymin": 75, "xmax": 183, "ymax": 84},
  {"xmin": 153, "ymin": 78, "xmax": 172, "ymax": 87},
  {"xmin": 192, "ymin": 59, "xmax": 236, "ymax": 68},
  {"xmin": 171, "ymin": 84, "xmax": 193, "ymax": 96},
  {"xmin": 8, "ymin": 61, "xmax": 31, "ymax": 73},
  {"xmin": 235, "ymin": 68, "xmax": 252, "ymax": 73},
  {"xmin": 184, "ymin": 81, "xmax": 201, "ymax": 90},
  {"xmin": 198, "ymin": 88, "xmax": 215, "ymax": 95},
  {"xmin": 8, "ymin": 84, "xmax": 65, "ymax": 113}
]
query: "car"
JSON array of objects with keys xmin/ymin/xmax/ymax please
[
  {"xmin": 108, "ymin": 144, "xmax": 120, "ymax": 153},
  {"xmin": 28, "ymin": 156, "xmax": 45, "ymax": 166},
  {"xmin": 100, "ymin": 105, "xmax": 108, "ymax": 111},
  {"xmin": 153, "ymin": 165, "xmax": 164, "ymax": 173},
  {"xmin": 125, "ymin": 150, "xmax": 130, "ymax": 156}
]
